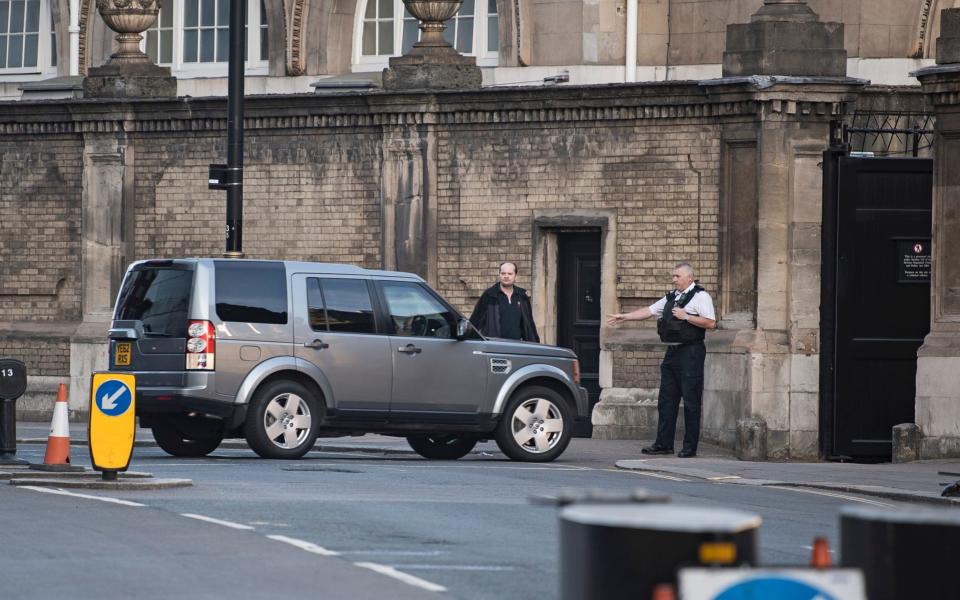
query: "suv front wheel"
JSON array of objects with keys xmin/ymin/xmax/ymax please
[
  {"xmin": 495, "ymin": 386, "xmax": 573, "ymax": 462},
  {"xmin": 244, "ymin": 379, "xmax": 320, "ymax": 459},
  {"xmin": 152, "ymin": 421, "xmax": 223, "ymax": 458}
]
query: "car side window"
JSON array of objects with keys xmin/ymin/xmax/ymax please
[
  {"xmin": 318, "ymin": 278, "xmax": 376, "ymax": 334},
  {"xmin": 306, "ymin": 278, "xmax": 327, "ymax": 331},
  {"xmin": 381, "ymin": 281, "xmax": 456, "ymax": 339}
]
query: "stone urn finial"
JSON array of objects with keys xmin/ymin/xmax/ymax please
[
  {"xmin": 96, "ymin": 0, "xmax": 161, "ymax": 65},
  {"xmin": 403, "ymin": 0, "xmax": 462, "ymax": 55},
  {"xmin": 382, "ymin": 0, "xmax": 482, "ymax": 90},
  {"xmin": 84, "ymin": 0, "xmax": 175, "ymax": 98}
]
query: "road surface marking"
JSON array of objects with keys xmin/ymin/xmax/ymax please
[
  {"xmin": 767, "ymin": 486, "xmax": 895, "ymax": 507},
  {"xmin": 354, "ymin": 562, "xmax": 447, "ymax": 593},
  {"xmin": 267, "ymin": 534, "xmax": 340, "ymax": 556},
  {"xmin": 338, "ymin": 550, "xmax": 447, "ymax": 556},
  {"xmin": 181, "ymin": 513, "xmax": 256, "ymax": 530},
  {"xmin": 302, "ymin": 462, "xmax": 590, "ymax": 471},
  {"xmin": 708, "ymin": 475, "xmax": 742, "ymax": 481},
  {"xmin": 18, "ymin": 486, "xmax": 145, "ymax": 507},
  {"xmin": 389, "ymin": 564, "xmax": 515, "ymax": 572},
  {"xmin": 613, "ymin": 468, "xmax": 689, "ymax": 482}
]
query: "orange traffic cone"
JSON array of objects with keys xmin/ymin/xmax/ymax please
[
  {"xmin": 29, "ymin": 383, "xmax": 83, "ymax": 472},
  {"xmin": 810, "ymin": 536, "xmax": 832, "ymax": 568},
  {"xmin": 652, "ymin": 583, "xmax": 676, "ymax": 600}
]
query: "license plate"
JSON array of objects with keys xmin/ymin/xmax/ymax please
[{"xmin": 115, "ymin": 342, "xmax": 131, "ymax": 366}]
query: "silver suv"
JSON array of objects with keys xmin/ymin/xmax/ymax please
[{"xmin": 109, "ymin": 259, "xmax": 589, "ymax": 462}]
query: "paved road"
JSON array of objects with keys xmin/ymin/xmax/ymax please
[{"xmin": 2, "ymin": 439, "xmax": 911, "ymax": 600}]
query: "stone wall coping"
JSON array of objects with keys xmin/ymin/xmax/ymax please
[
  {"xmin": 0, "ymin": 76, "xmax": 871, "ymax": 134},
  {"xmin": 912, "ymin": 64, "xmax": 960, "ymax": 79}
]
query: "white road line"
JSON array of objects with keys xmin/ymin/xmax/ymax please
[
  {"xmin": 767, "ymin": 486, "xmax": 895, "ymax": 507},
  {"xmin": 389, "ymin": 564, "xmax": 515, "ymax": 572},
  {"xmin": 338, "ymin": 550, "xmax": 447, "ymax": 556},
  {"xmin": 266, "ymin": 534, "xmax": 340, "ymax": 556},
  {"xmin": 180, "ymin": 513, "xmax": 256, "ymax": 530},
  {"xmin": 708, "ymin": 475, "xmax": 742, "ymax": 481},
  {"xmin": 353, "ymin": 562, "xmax": 447, "ymax": 593},
  {"xmin": 18, "ymin": 486, "xmax": 146, "ymax": 507}
]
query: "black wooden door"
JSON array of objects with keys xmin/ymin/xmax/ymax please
[
  {"xmin": 557, "ymin": 231, "xmax": 601, "ymax": 437},
  {"xmin": 832, "ymin": 157, "xmax": 931, "ymax": 459}
]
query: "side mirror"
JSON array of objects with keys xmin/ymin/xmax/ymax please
[{"xmin": 456, "ymin": 318, "xmax": 471, "ymax": 340}]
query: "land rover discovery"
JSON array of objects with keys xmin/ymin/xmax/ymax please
[{"xmin": 108, "ymin": 259, "xmax": 589, "ymax": 461}]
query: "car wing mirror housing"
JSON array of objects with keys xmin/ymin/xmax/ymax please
[{"xmin": 456, "ymin": 318, "xmax": 471, "ymax": 340}]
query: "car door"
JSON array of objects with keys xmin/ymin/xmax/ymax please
[
  {"xmin": 292, "ymin": 274, "xmax": 392, "ymax": 420},
  {"xmin": 377, "ymin": 280, "xmax": 488, "ymax": 423}
]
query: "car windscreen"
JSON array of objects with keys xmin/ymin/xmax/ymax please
[{"xmin": 115, "ymin": 266, "xmax": 194, "ymax": 337}]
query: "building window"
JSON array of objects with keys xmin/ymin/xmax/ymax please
[
  {"xmin": 0, "ymin": 0, "xmax": 56, "ymax": 75},
  {"xmin": 144, "ymin": 0, "xmax": 268, "ymax": 77},
  {"xmin": 355, "ymin": 0, "xmax": 498, "ymax": 70}
]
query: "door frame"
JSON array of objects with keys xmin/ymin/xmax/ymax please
[{"xmin": 530, "ymin": 210, "xmax": 617, "ymax": 389}]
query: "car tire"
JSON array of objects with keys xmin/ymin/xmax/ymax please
[
  {"xmin": 495, "ymin": 385, "xmax": 573, "ymax": 462},
  {"xmin": 244, "ymin": 379, "xmax": 320, "ymax": 459},
  {"xmin": 152, "ymin": 423, "xmax": 223, "ymax": 458},
  {"xmin": 406, "ymin": 434, "xmax": 478, "ymax": 460}
]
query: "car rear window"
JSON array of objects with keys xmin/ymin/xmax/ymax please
[
  {"xmin": 215, "ymin": 261, "xmax": 288, "ymax": 324},
  {"xmin": 115, "ymin": 266, "xmax": 194, "ymax": 337}
]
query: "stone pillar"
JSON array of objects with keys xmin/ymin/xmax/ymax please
[
  {"xmin": 380, "ymin": 125, "xmax": 438, "ymax": 284},
  {"xmin": 912, "ymin": 8, "xmax": 960, "ymax": 459},
  {"xmin": 704, "ymin": 0, "xmax": 858, "ymax": 459},
  {"xmin": 70, "ymin": 132, "xmax": 134, "ymax": 417},
  {"xmin": 382, "ymin": 0, "xmax": 482, "ymax": 91}
]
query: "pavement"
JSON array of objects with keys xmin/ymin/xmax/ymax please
[{"xmin": 9, "ymin": 421, "xmax": 960, "ymax": 505}]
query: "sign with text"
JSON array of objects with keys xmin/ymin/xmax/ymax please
[
  {"xmin": 0, "ymin": 358, "xmax": 27, "ymax": 401},
  {"xmin": 88, "ymin": 372, "xmax": 136, "ymax": 472},
  {"xmin": 897, "ymin": 239, "xmax": 931, "ymax": 283}
]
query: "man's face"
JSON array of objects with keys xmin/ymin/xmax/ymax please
[
  {"xmin": 499, "ymin": 264, "xmax": 517, "ymax": 287},
  {"xmin": 672, "ymin": 268, "xmax": 693, "ymax": 290}
]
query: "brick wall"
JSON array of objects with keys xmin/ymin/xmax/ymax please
[{"xmin": 0, "ymin": 135, "xmax": 83, "ymax": 322}]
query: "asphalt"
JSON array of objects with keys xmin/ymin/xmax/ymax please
[{"xmin": 9, "ymin": 421, "xmax": 960, "ymax": 506}]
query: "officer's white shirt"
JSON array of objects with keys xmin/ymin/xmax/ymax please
[{"xmin": 648, "ymin": 282, "xmax": 716, "ymax": 321}]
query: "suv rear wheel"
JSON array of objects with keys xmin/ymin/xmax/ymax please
[
  {"xmin": 495, "ymin": 386, "xmax": 573, "ymax": 462},
  {"xmin": 244, "ymin": 380, "xmax": 320, "ymax": 459},
  {"xmin": 152, "ymin": 420, "xmax": 223, "ymax": 458},
  {"xmin": 406, "ymin": 434, "xmax": 477, "ymax": 460}
]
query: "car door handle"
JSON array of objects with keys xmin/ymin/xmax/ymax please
[
  {"xmin": 397, "ymin": 344, "xmax": 422, "ymax": 355},
  {"xmin": 304, "ymin": 339, "xmax": 329, "ymax": 349}
]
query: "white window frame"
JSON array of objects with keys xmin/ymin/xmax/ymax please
[
  {"xmin": 0, "ymin": 0, "xmax": 57, "ymax": 79},
  {"xmin": 352, "ymin": 0, "xmax": 497, "ymax": 72},
  {"xmin": 141, "ymin": 0, "xmax": 268, "ymax": 79}
]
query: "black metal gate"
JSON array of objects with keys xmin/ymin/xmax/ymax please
[{"xmin": 821, "ymin": 153, "xmax": 932, "ymax": 460}]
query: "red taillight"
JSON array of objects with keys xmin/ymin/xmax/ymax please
[
  {"xmin": 572, "ymin": 359, "xmax": 580, "ymax": 384},
  {"xmin": 186, "ymin": 320, "xmax": 215, "ymax": 370}
]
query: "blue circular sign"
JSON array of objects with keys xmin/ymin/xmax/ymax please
[
  {"xmin": 716, "ymin": 577, "xmax": 837, "ymax": 600},
  {"xmin": 96, "ymin": 379, "xmax": 132, "ymax": 417}
]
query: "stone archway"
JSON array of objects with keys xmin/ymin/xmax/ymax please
[{"xmin": 914, "ymin": 0, "xmax": 960, "ymax": 59}]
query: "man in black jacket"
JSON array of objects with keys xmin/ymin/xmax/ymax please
[{"xmin": 469, "ymin": 262, "xmax": 540, "ymax": 342}]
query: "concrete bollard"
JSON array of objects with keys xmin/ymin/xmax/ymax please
[
  {"xmin": 891, "ymin": 423, "xmax": 920, "ymax": 463},
  {"xmin": 841, "ymin": 505, "xmax": 960, "ymax": 600},
  {"xmin": 736, "ymin": 417, "xmax": 767, "ymax": 461},
  {"xmin": 560, "ymin": 504, "xmax": 761, "ymax": 600}
]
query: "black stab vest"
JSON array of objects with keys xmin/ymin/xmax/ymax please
[{"xmin": 657, "ymin": 284, "xmax": 706, "ymax": 344}]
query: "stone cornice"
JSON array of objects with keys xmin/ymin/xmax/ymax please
[{"xmin": 0, "ymin": 79, "xmax": 869, "ymax": 135}]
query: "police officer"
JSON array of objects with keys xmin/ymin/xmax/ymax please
[{"xmin": 607, "ymin": 262, "xmax": 716, "ymax": 457}]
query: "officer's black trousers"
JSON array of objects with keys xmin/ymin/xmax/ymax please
[{"xmin": 654, "ymin": 342, "xmax": 706, "ymax": 453}]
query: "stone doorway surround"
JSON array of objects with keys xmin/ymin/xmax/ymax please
[{"xmin": 529, "ymin": 210, "xmax": 616, "ymax": 417}]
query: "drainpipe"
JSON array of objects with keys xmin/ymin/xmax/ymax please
[
  {"xmin": 625, "ymin": 0, "xmax": 637, "ymax": 82},
  {"xmin": 69, "ymin": 0, "xmax": 79, "ymax": 76}
]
